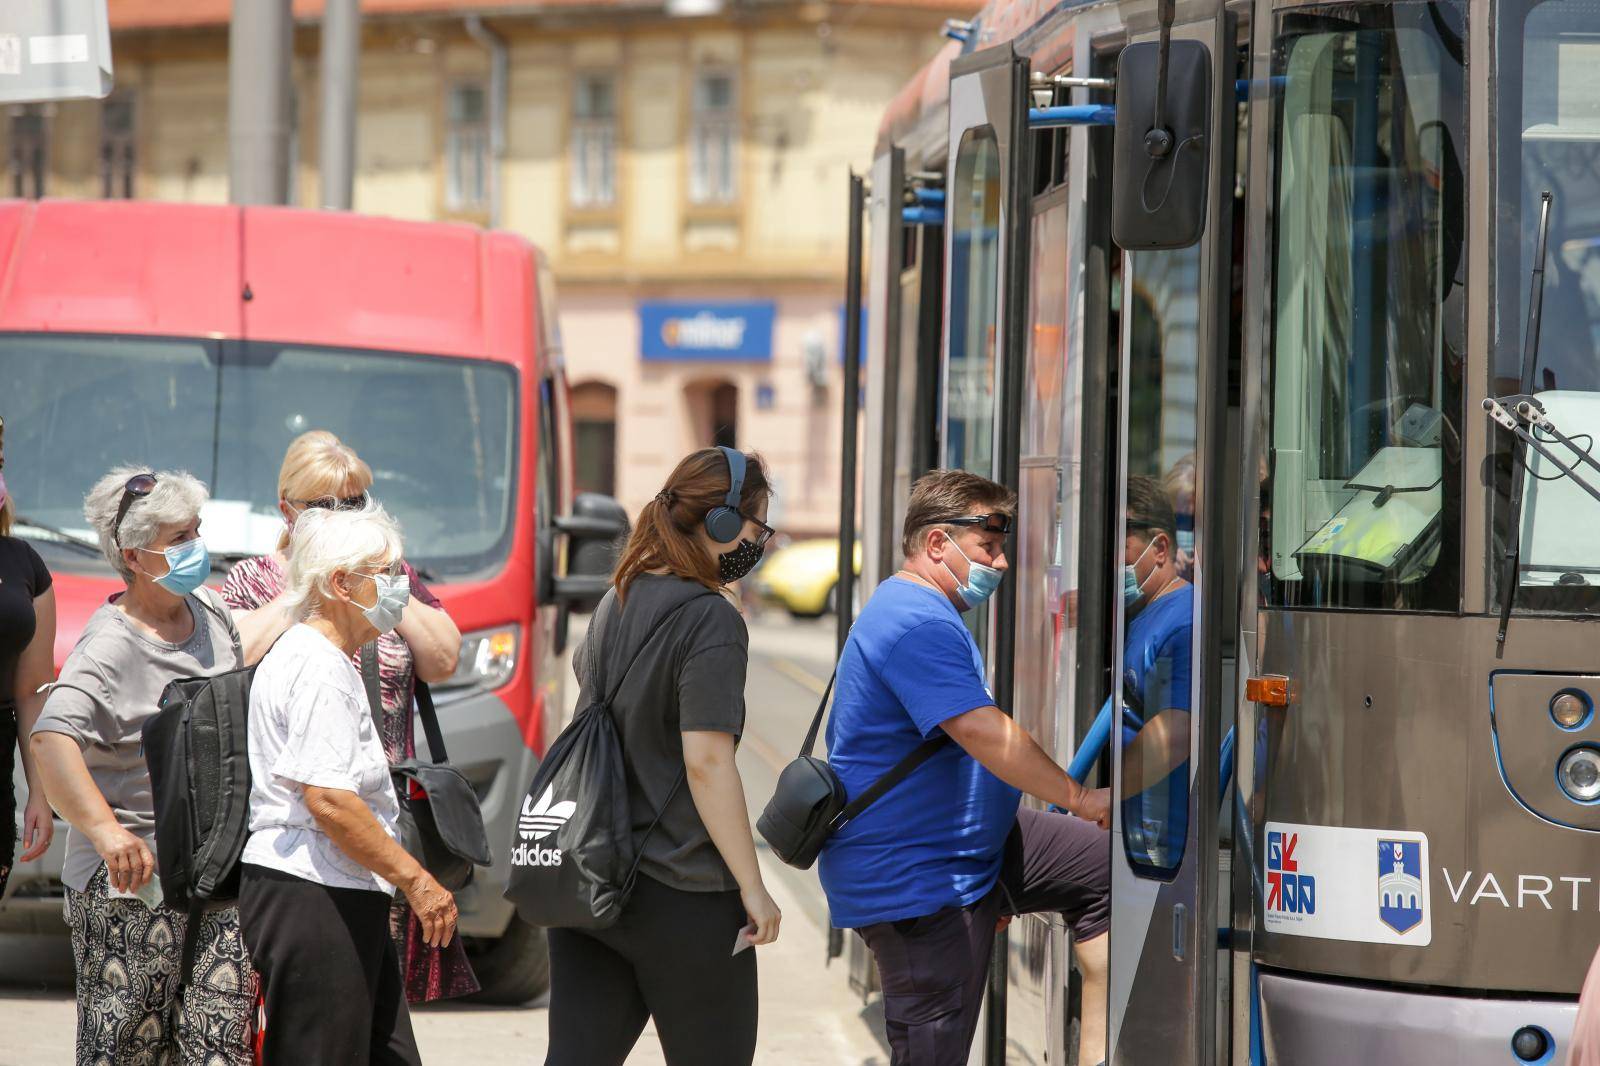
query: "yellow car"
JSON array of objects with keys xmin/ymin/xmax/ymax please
[{"xmin": 753, "ymin": 538, "xmax": 862, "ymax": 617}]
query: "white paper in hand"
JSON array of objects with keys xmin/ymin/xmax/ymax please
[
  {"xmin": 107, "ymin": 876, "xmax": 164, "ymax": 909},
  {"xmin": 732, "ymin": 924, "xmax": 756, "ymax": 956}
]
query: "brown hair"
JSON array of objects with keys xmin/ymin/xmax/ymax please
[
  {"xmin": 1126, "ymin": 474, "xmax": 1177, "ymax": 544},
  {"xmin": 612, "ymin": 448, "xmax": 773, "ymax": 600},
  {"xmin": 900, "ymin": 469, "xmax": 1017, "ymax": 557}
]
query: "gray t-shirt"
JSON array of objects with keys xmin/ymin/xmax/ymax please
[
  {"xmin": 576, "ymin": 574, "xmax": 747, "ymax": 892},
  {"xmin": 33, "ymin": 587, "xmax": 241, "ymax": 892}
]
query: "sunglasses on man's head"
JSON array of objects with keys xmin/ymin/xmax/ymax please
[
  {"xmin": 933, "ymin": 512, "xmax": 1013, "ymax": 536},
  {"xmin": 291, "ymin": 493, "xmax": 369, "ymax": 512},
  {"xmin": 112, "ymin": 472, "xmax": 158, "ymax": 547}
]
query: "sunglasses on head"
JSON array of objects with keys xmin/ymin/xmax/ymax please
[
  {"xmin": 934, "ymin": 512, "xmax": 1013, "ymax": 536},
  {"xmin": 290, "ymin": 493, "xmax": 369, "ymax": 512},
  {"xmin": 112, "ymin": 473, "xmax": 159, "ymax": 548}
]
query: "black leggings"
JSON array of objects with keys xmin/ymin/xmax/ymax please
[
  {"xmin": 545, "ymin": 875, "xmax": 757, "ymax": 1066},
  {"xmin": 239, "ymin": 864, "xmax": 420, "ymax": 1066}
]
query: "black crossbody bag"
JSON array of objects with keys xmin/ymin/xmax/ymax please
[{"xmin": 757, "ymin": 671, "xmax": 949, "ymax": 870}]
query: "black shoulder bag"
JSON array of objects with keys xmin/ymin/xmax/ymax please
[
  {"xmin": 757, "ymin": 671, "xmax": 950, "ymax": 871},
  {"xmin": 362, "ymin": 644, "xmax": 492, "ymax": 892}
]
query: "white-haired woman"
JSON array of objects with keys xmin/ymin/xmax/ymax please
[
  {"xmin": 240, "ymin": 502, "xmax": 457, "ymax": 1065},
  {"xmin": 31, "ymin": 467, "xmax": 257, "ymax": 1064},
  {"xmin": 222, "ymin": 429, "xmax": 473, "ymax": 1002}
]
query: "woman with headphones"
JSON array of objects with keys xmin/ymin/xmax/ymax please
[{"xmin": 544, "ymin": 447, "xmax": 781, "ymax": 1066}]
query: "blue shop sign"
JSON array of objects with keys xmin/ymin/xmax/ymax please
[{"xmin": 639, "ymin": 301, "xmax": 775, "ymax": 361}]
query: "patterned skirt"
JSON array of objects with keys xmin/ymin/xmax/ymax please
[{"xmin": 64, "ymin": 865, "xmax": 258, "ymax": 1066}]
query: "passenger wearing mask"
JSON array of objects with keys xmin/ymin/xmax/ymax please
[
  {"xmin": 0, "ymin": 413, "xmax": 57, "ymax": 899},
  {"xmin": 1119, "ymin": 475, "xmax": 1196, "ymax": 871},
  {"xmin": 222, "ymin": 429, "xmax": 473, "ymax": 1002},
  {"xmin": 819, "ymin": 469, "xmax": 1113, "ymax": 1066},
  {"xmin": 31, "ymin": 467, "xmax": 257, "ymax": 1063},
  {"xmin": 545, "ymin": 447, "xmax": 781, "ymax": 1066},
  {"xmin": 240, "ymin": 501, "xmax": 456, "ymax": 1065}
]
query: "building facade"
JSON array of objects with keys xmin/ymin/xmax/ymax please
[{"xmin": 4, "ymin": 0, "xmax": 965, "ymax": 534}]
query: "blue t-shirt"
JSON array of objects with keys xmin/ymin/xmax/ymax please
[
  {"xmin": 818, "ymin": 577, "xmax": 1022, "ymax": 928},
  {"xmin": 1121, "ymin": 584, "xmax": 1193, "ymax": 872}
]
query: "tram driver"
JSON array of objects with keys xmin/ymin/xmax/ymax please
[{"xmin": 817, "ymin": 469, "xmax": 1113, "ymax": 1066}]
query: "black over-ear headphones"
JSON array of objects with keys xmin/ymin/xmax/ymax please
[{"xmin": 703, "ymin": 446, "xmax": 746, "ymax": 544}]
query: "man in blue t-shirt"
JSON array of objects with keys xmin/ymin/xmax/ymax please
[
  {"xmin": 1119, "ymin": 474, "xmax": 1194, "ymax": 874},
  {"xmin": 819, "ymin": 470, "xmax": 1111, "ymax": 1066}
]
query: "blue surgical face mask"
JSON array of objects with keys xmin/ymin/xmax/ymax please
[
  {"xmin": 139, "ymin": 538, "xmax": 210, "ymax": 598},
  {"xmin": 1176, "ymin": 513, "xmax": 1195, "ymax": 555},
  {"xmin": 941, "ymin": 535, "xmax": 1004, "ymax": 610},
  {"xmin": 1122, "ymin": 537, "xmax": 1158, "ymax": 610},
  {"xmin": 355, "ymin": 572, "xmax": 411, "ymax": 635}
]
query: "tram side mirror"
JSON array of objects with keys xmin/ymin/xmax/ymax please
[
  {"xmin": 1111, "ymin": 39, "xmax": 1212, "ymax": 251},
  {"xmin": 540, "ymin": 493, "xmax": 630, "ymax": 613}
]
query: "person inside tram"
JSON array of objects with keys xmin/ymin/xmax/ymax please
[
  {"xmin": 1119, "ymin": 475, "xmax": 1195, "ymax": 871},
  {"xmin": 817, "ymin": 469, "xmax": 1112, "ymax": 1066},
  {"xmin": 1162, "ymin": 454, "xmax": 1196, "ymax": 583}
]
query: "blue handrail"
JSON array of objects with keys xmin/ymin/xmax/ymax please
[
  {"xmin": 1065, "ymin": 698, "xmax": 1237, "ymax": 808},
  {"xmin": 1029, "ymin": 105, "xmax": 1116, "ymax": 128},
  {"xmin": 902, "ymin": 206, "xmax": 944, "ymax": 227},
  {"xmin": 912, "ymin": 188, "xmax": 945, "ymax": 207}
]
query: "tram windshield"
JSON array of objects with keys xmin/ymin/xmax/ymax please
[
  {"xmin": 1492, "ymin": 0, "xmax": 1600, "ymax": 615},
  {"xmin": 1264, "ymin": 1, "xmax": 1466, "ymax": 612}
]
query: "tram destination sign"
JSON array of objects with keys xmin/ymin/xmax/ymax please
[
  {"xmin": 0, "ymin": 2, "xmax": 113, "ymax": 104},
  {"xmin": 1263, "ymin": 822, "xmax": 1432, "ymax": 947}
]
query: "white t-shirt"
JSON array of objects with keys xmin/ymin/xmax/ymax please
[{"xmin": 242, "ymin": 623, "xmax": 400, "ymax": 894}]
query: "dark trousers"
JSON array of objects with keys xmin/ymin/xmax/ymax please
[
  {"xmin": 858, "ymin": 807, "xmax": 1111, "ymax": 1066},
  {"xmin": 239, "ymin": 864, "xmax": 421, "ymax": 1066},
  {"xmin": 545, "ymin": 874, "xmax": 758, "ymax": 1066}
]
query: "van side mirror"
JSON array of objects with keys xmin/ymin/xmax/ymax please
[
  {"xmin": 540, "ymin": 493, "xmax": 629, "ymax": 613},
  {"xmin": 1111, "ymin": 38, "xmax": 1212, "ymax": 251}
]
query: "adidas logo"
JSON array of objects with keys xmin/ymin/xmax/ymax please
[{"xmin": 518, "ymin": 786, "xmax": 576, "ymax": 843}]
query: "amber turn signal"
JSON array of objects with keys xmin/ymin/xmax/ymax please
[{"xmin": 1246, "ymin": 675, "xmax": 1292, "ymax": 707}]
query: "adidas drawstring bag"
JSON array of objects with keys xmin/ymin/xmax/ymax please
[{"xmin": 504, "ymin": 590, "xmax": 716, "ymax": 930}]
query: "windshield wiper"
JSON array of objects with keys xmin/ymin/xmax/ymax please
[
  {"xmin": 14, "ymin": 515, "xmax": 103, "ymax": 557},
  {"xmin": 1479, "ymin": 191, "xmax": 1600, "ymax": 649}
]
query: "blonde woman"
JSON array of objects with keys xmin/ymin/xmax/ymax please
[{"xmin": 221, "ymin": 430, "xmax": 474, "ymax": 1002}]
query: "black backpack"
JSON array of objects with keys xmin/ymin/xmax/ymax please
[
  {"xmin": 505, "ymin": 590, "xmax": 716, "ymax": 930},
  {"xmin": 142, "ymin": 595, "xmax": 256, "ymax": 980}
]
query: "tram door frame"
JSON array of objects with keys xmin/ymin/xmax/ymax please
[
  {"xmin": 940, "ymin": 42, "xmax": 1035, "ymax": 1063},
  {"xmin": 1105, "ymin": 9, "xmax": 1239, "ymax": 1066}
]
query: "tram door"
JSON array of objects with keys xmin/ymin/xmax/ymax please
[
  {"xmin": 1106, "ymin": 14, "xmax": 1237, "ymax": 1066},
  {"xmin": 941, "ymin": 43, "xmax": 1032, "ymax": 1065}
]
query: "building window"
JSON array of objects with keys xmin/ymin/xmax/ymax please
[
  {"xmin": 685, "ymin": 379, "xmax": 739, "ymax": 449},
  {"xmin": 690, "ymin": 70, "xmax": 737, "ymax": 205},
  {"xmin": 571, "ymin": 74, "xmax": 617, "ymax": 209},
  {"xmin": 9, "ymin": 107, "xmax": 47, "ymax": 200},
  {"xmin": 446, "ymin": 83, "xmax": 488, "ymax": 212},
  {"xmin": 571, "ymin": 381, "xmax": 619, "ymax": 496},
  {"xmin": 100, "ymin": 95, "xmax": 136, "ymax": 199}
]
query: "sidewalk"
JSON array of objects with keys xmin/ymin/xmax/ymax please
[{"xmin": 412, "ymin": 853, "xmax": 889, "ymax": 1065}]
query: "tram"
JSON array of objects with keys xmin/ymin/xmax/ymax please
[{"xmin": 837, "ymin": 0, "xmax": 1600, "ymax": 1061}]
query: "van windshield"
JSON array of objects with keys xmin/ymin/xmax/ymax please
[{"xmin": 0, "ymin": 334, "xmax": 519, "ymax": 580}]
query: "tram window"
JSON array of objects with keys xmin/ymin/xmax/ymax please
[
  {"xmin": 1492, "ymin": 0, "xmax": 1600, "ymax": 615},
  {"xmin": 945, "ymin": 126, "xmax": 1002, "ymax": 480},
  {"xmin": 1264, "ymin": 3, "xmax": 1465, "ymax": 612}
]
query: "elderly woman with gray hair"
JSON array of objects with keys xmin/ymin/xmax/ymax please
[
  {"xmin": 30, "ymin": 467, "xmax": 257, "ymax": 1064},
  {"xmin": 240, "ymin": 500, "xmax": 456, "ymax": 1066}
]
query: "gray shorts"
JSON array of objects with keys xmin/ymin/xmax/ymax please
[{"xmin": 858, "ymin": 806, "xmax": 1110, "ymax": 1066}]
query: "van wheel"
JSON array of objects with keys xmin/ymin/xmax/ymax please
[{"xmin": 463, "ymin": 918, "xmax": 550, "ymax": 1005}]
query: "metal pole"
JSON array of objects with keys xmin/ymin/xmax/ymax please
[
  {"xmin": 837, "ymin": 172, "xmax": 866, "ymax": 656},
  {"xmin": 229, "ymin": 0, "xmax": 294, "ymax": 205},
  {"xmin": 319, "ymin": 0, "xmax": 360, "ymax": 210},
  {"xmin": 464, "ymin": 15, "xmax": 508, "ymax": 229}
]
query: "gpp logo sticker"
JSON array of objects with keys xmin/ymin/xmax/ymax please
[{"xmin": 1267, "ymin": 830, "xmax": 1316, "ymax": 916}]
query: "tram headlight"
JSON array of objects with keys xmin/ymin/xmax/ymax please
[
  {"xmin": 1557, "ymin": 746, "xmax": 1600, "ymax": 803},
  {"xmin": 1552, "ymin": 691, "xmax": 1591, "ymax": 730}
]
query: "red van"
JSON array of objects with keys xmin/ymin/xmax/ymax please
[{"xmin": 0, "ymin": 200, "xmax": 621, "ymax": 1002}]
